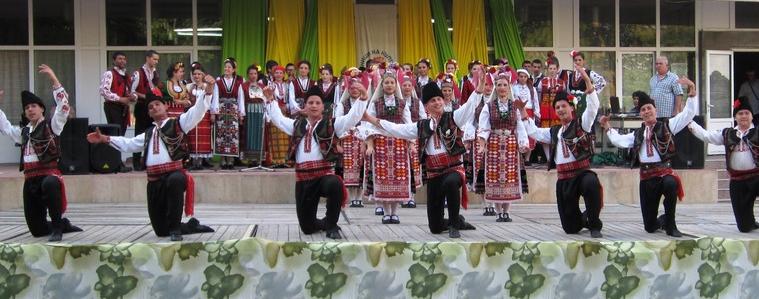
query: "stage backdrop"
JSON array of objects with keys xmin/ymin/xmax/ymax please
[{"xmin": 355, "ymin": 4, "xmax": 398, "ymax": 67}]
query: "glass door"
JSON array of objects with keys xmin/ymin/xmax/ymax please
[
  {"xmin": 620, "ymin": 52, "xmax": 655, "ymax": 112},
  {"xmin": 705, "ymin": 51, "xmax": 734, "ymax": 155}
]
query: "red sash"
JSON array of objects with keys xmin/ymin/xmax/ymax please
[
  {"xmin": 640, "ymin": 164, "xmax": 685, "ymax": 201},
  {"xmin": 23, "ymin": 161, "xmax": 67, "ymax": 213},
  {"xmin": 556, "ymin": 159, "xmax": 590, "ymax": 180},
  {"xmin": 146, "ymin": 161, "xmax": 195, "ymax": 216},
  {"xmin": 728, "ymin": 168, "xmax": 759, "ymax": 181},
  {"xmin": 425, "ymin": 153, "xmax": 468, "ymax": 209}
]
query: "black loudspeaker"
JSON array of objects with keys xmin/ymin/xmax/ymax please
[
  {"xmin": 672, "ymin": 115, "xmax": 705, "ymax": 169},
  {"xmin": 58, "ymin": 118, "xmax": 89, "ymax": 174},
  {"xmin": 89, "ymin": 124, "xmax": 122, "ymax": 173}
]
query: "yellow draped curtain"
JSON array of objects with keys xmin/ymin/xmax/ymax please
[
  {"xmin": 317, "ymin": 0, "xmax": 357, "ymax": 72},
  {"xmin": 452, "ymin": 0, "xmax": 488, "ymax": 78},
  {"xmin": 397, "ymin": 0, "xmax": 439, "ymax": 69},
  {"xmin": 266, "ymin": 0, "xmax": 305, "ymax": 66}
]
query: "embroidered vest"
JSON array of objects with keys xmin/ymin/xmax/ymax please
[
  {"xmin": 408, "ymin": 97, "xmax": 422, "ymax": 122},
  {"xmin": 142, "ymin": 118, "xmax": 189, "ymax": 163},
  {"xmin": 293, "ymin": 78, "xmax": 315, "ymax": 109},
  {"xmin": 243, "ymin": 81, "xmax": 265, "ymax": 104},
  {"xmin": 319, "ymin": 81, "xmax": 337, "ymax": 117},
  {"xmin": 548, "ymin": 117, "xmax": 595, "ymax": 170},
  {"xmin": 136, "ymin": 67, "xmax": 159, "ymax": 97},
  {"xmin": 375, "ymin": 95, "xmax": 406, "ymax": 124},
  {"xmin": 631, "ymin": 121, "xmax": 676, "ymax": 166},
  {"xmin": 216, "ymin": 76, "xmax": 243, "ymax": 99},
  {"xmin": 287, "ymin": 118, "xmax": 341, "ymax": 163},
  {"xmin": 564, "ymin": 68, "xmax": 592, "ymax": 93},
  {"xmin": 722, "ymin": 127, "xmax": 759, "ymax": 171},
  {"xmin": 473, "ymin": 99, "xmax": 486, "ymax": 127},
  {"xmin": 110, "ymin": 69, "xmax": 131, "ymax": 97},
  {"xmin": 488, "ymin": 100, "xmax": 517, "ymax": 131},
  {"xmin": 19, "ymin": 120, "xmax": 60, "ymax": 171},
  {"xmin": 417, "ymin": 112, "xmax": 466, "ymax": 163}
]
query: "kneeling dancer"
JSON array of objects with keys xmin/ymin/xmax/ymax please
[
  {"xmin": 88, "ymin": 77, "xmax": 216, "ymax": 241},
  {"xmin": 363, "ymin": 78, "xmax": 484, "ymax": 238},
  {"xmin": 0, "ymin": 65, "xmax": 82, "ymax": 241},
  {"xmin": 265, "ymin": 84, "xmax": 369, "ymax": 239}
]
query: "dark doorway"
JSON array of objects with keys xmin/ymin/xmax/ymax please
[{"xmin": 733, "ymin": 52, "xmax": 759, "ymax": 96}]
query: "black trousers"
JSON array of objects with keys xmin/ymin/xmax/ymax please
[
  {"xmin": 556, "ymin": 171, "xmax": 603, "ymax": 234},
  {"xmin": 639, "ymin": 175, "xmax": 678, "ymax": 233},
  {"xmin": 146, "ymin": 170, "xmax": 186, "ymax": 236},
  {"xmin": 133, "ymin": 101, "xmax": 151, "ymax": 167},
  {"xmin": 427, "ymin": 172, "xmax": 462, "ymax": 234},
  {"xmin": 730, "ymin": 176, "xmax": 759, "ymax": 232},
  {"xmin": 295, "ymin": 175, "xmax": 343, "ymax": 234},
  {"xmin": 103, "ymin": 102, "xmax": 128, "ymax": 136},
  {"xmin": 23, "ymin": 175, "xmax": 63, "ymax": 237}
]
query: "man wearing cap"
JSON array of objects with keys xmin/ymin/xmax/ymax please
[
  {"xmin": 599, "ymin": 91, "xmax": 696, "ymax": 237},
  {"xmin": 688, "ymin": 96, "xmax": 759, "ymax": 232},
  {"xmin": 0, "ymin": 65, "xmax": 82, "ymax": 241},
  {"xmin": 362, "ymin": 76, "xmax": 485, "ymax": 238},
  {"xmin": 87, "ymin": 76, "xmax": 216, "ymax": 241},
  {"xmin": 264, "ymin": 84, "xmax": 369, "ymax": 239},
  {"xmin": 518, "ymin": 65, "xmax": 604, "ymax": 238}
]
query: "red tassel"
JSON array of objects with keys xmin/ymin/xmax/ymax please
[
  {"xmin": 456, "ymin": 169, "xmax": 468, "ymax": 209},
  {"xmin": 335, "ymin": 175, "xmax": 349, "ymax": 208},
  {"xmin": 182, "ymin": 169, "xmax": 195, "ymax": 216},
  {"xmin": 599, "ymin": 183, "xmax": 604, "ymax": 209},
  {"xmin": 55, "ymin": 175, "xmax": 67, "ymax": 214},
  {"xmin": 672, "ymin": 172, "xmax": 686, "ymax": 201}
]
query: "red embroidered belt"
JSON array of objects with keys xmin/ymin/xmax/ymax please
[
  {"xmin": 728, "ymin": 167, "xmax": 759, "ymax": 181},
  {"xmin": 295, "ymin": 160, "xmax": 335, "ymax": 182},
  {"xmin": 425, "ymin": 153, "xmax": 469, "ymax": 209},
  {"xmin": 640, "ymin": 162, "xmax": 685, "ymax": 201},
  {"xmin": 23, "ymin": 161, "xmax": 67, "ymax": 213},
  {"xmin": 556, "ymin": 159, "xmax": 590, "ymax": 180},
  {"xmin": 146, "ymin": 161, "xmax": 195, "ymax": 216}
]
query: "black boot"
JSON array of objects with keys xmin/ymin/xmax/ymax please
[
  {"xmin": 170, "ymin": 230, "xmax": 183, "ymax": 241},
  {"xmin": 48, "ymin": 229, "xmax": 62, "ymax": 242},
  {"xmin": 326, "ymin": 227, "xmax": 342, "ymax": 239},
  {"xmin": 502, "ymin": 213, "xmax": 513, "ymax": 222},
  {"xmin": 448, "ymin": 226, "xmax": 461, "ymax": 238},
  {"xmin": 663, "ymin": 197, "xmax": 682, "ymax": 237}
]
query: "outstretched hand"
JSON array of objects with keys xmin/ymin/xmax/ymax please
[
  {"xmin": 38, "ymin": 64, "xmax": 61, "ymax": 87},
  {"xmin": 86, "ymin": 128, "xmax": 109, "ymax": 144},
  {"xmin": 598, "ymin": 115, "xmax": 610, "ymax": 130}
]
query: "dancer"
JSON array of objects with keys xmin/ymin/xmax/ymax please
[
  {"xmin": 88, "ymin": 79, "xmax": 216, "ymax": 241},
  {"xmin": 0, "ymin": 65, "xmax": 82, "ymax": 241},
  {"xmin": 336, "ymin": 79, "xmax": 370, "ymax": 208},
  {"xmin": 400, "ymin": 71, "xmax": 427, "ymax": 209},
  {"xmin": 212, "ymin": 58, "xmax": 245, "ymax": 170},
  {"xmin": 186, "ymin": 62, "xmax": 214, "ymax": 170},
  {"xmin": 264, "ymin": 85, "xmax": 369, "ymax": 239}
]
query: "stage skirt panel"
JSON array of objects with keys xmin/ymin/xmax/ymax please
[
  {"xmin": 188, "ymin": 111, "xmax": 213, "ymax": 158},
  {"xmin": 213, "ymin": 98, "xmax": 240, "ymax": 157},
  {"xmin": 483, "ymin": 131, "xmax": 523, "ymax": 202},
  {"xmin": 341, "ymin": 130, "xmax": 364, "ymax": 187}
]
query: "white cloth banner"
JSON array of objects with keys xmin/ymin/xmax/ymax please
[{"xmin": 355, "ymin": 4, "xmax": 398, "ymax": 67}]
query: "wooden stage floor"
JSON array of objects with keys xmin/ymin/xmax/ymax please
[{"xmin": 0, "ymin": 202, "xmax": 754, "ymax": 244}]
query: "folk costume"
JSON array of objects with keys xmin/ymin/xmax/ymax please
[
  {"xmin": 212, "ymin": 74, "xmax": 245, "ymax": 163},
  {"xmin": 0, "ymin": 89, "xmax": 82, "ymax": 241},
  {"xmin": 536, "ymin": 73, "xmax": 565, "ymax": 128},
  {"xmin": 289, "ymin": 75, "xmax": 316, "ymax": 115},
  {"xmin": 477, "ymin": 82, "xmax": 530, "ymax": 222},
  {"xmin": 523, "ymin": 90, "xmax": 604, "ymax": 237},
  {"xmin": 689, "ymin": 97, "xmax": 759, "ymax": 232},
  {"xmin": 99, "ymin": 65, "xmax": 132, "ymax": 135},
  {"xmin": 402, "ymin": 72, "xmax": 427, "ymax": 209},
  {"xmin": 560, "ymin": 54, "xmax": 606, "ymax": 116},
  {"xmin": 107, "ymin": 92, "xmax": 214, "ymax": 241},
  {"xmin": 266, "ymin": 86, "xmax": 368, "ymax": 239},
  {"xmin": 372, "ymin": 82, "xmax": 481, "ymax": 238},
  {"xmin": 605, "ymin": 94, "xmax": 695, "ymax": 237},
  {"xmin": 335, "ymin": 90, "xmax": 366, "ymax": 208},
  {"xmin": 131, "ymin": 63, "xmax": 161, "ymax": 170},
  {"xmin": 463, "ymin": 75, "xmax": 493, "ymax": 216},
  {"xmin": 185, "ymin": 82, "xmax": 214, "ymax": 168},
  {"xmin": 317, "ymin": 78, "xmax": 340, "ymax": 118},
  {"xmin": 240, "ymin": 79, "xmax": 268, "ymax": 163},
  {"xmin": 513, "ymin": 69, "xmax": 540, "ymax": 151},
  {"xmin": 269, "ymin": 67, "xmax": 295, "ymax": 166},
  {"xmin": 162, "ymin": 78, "xmax": 189, "ymax": 120}
]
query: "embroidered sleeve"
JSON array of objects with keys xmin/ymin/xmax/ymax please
[
  {"xmin": 454, "ymin": 91, "xmax": 483, "ymax": 128},
  {"xmin": 109, "ymin": 133, "xmax": 146, "ymax": 153},
  {"xmin": 287, "ymin": 82, "xmax": 300, "ymax": 113},
  {"xmin": 51, "ymin": 86, "xmax": 70, "ymax": 136},
  {"xmin": 589, "ymin": 70, "xmax": 606, "ymax": 94},
  {"xmin": 688, "ymin": 122, "xmax": 723, "ymax": 145},
  {"xmin": 377, "ymin": 120, "xmax": 418, "ymax": 140},
  {"xmin": 334, "ymin": 99, "xmax": 368, "ymax": 136},
  {"xmin": 668, "ymin": 96, "xmax": 697, "ymax": 134},
  {"xmin": 99, "ymin": 71, "xmax": 121, "ymax": 102},
  {"xmin": 179, "ymin": 92, "xmax": 210, "ymax": 133},
  {"xmin": 581, "ymin": 90, "xmax": 600, "ymax": 133},
  {"xmin": 266, "ymin": 100, "xmax": 295, "ymax": 135},
  {"xmin": 606, "ymin": 128, "xmax": 634, "ymax": 148},
  {"xmin": 477, "ymin": 103, "xmax": 491, "ymax": 140},
  {"xmin": 237, "ymin": 84, "xmax": 245, "ymax": 116},
  {"xmin": 523, "ymin": 118, "xmax": 551, "ymax": 144},
  {"xmin": 0, "ymin": 107, "xmax": 21, "ymax": 143},
  {"xmin": 210, "ymin": 84, "xmax": 220, "ymax": 114}
]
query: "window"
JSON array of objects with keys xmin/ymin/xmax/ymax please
[
  {"xmin": 157, "ymin": 53, "xmax": 192, "ymax": 82},
  {"xmin": 735, "ymin": 2, "xmax": 759, "ymax": 29},
  {"xmin": 106, "ymin": 0, "xmax": 147, "ymax": 46},
  {"xmin": 661, "ymin": 51, "xmax": 696, "ymax": 82},
  {"xmin": 198, "ymin": 50, "xmax": 222, "ymax": 77},
  {"xmin": 107, "ymin": 51, "xmax": 150, "ymax": 74},
  {"xmin": 621, "ymin": 53, "xmax": 654, "ymax": 110},
  {"xmin": 0, "ymin": 0, "xmax": 29, "ymax": 45},
  {"xmin": 34, "ymin": 51, "xmax": 76, "ymax": 113},
  {"xmin": 197, "ymin": 0, "xmax": 223, "ymax": 46},
  {"xmin": 0, "ymin": 51, "xmax": 30, "ymax": 123},
  {"xmin": 152, "ymin": 0, "xmax": 193, "ymax": 46},
  {"xmin": 33, "ymin": 0, "xmax": 75, "ymax": 45},
  {"xmin": 584, "ymin": 51, "xmax": 616, "ymax": 106},
  {"xmin": 515, "ymin": 0, "xmax": 552, "ymax": 47},
  {"xmin": 660, "ymin": 0, "xmax": 695, "ymax": 47},
  {"xmin": 620, "ymin": 0, "xmax": 655, "ymax": 47},
  {"xmin": 580, "ymin": 0, "xmax": 615, "ymax": 47}
]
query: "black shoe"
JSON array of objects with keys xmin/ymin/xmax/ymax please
[
  {"xmin": 502, "ymin": 213, "xmax": 513, "ymax": 222},
  {"xmin": 390, "ymin": 215, "xmax": 400, "ymax": 224},
  {"xmin": 448, "ymin": 227, "xmax": 461, "ymax": 238},
  {"xmin": 202, "ymin": 159, "xmax": 213, "ymax": 168},
  {"xmin": 350, "ymin": 200, "xmax": 363, "ymax": 208},
  {"xmin": 496, "ymin": 213, "xmax": 505, "ymax": 222},
  {"xmin": 61, "ymin": 218, "xmax": 83, "ymax": 233},
  {"xmin": 48, "ymin": 229, "xmax": 62, "ymax": 242},
  {"xmin": 666, "ymin": 227, "xmax": 683, "ymax": 238},
  {"xmin": 582, "ymin": 210, "xmax": 590, "ymax": 229},
  {"xmin": 483, "ymin": 208, "xmax": 490, "ymax": 216},
  {"xmin": 382, "ymin": 215, "xmax": 392, "ymax": 224},
  {"xmin": 590, "ymin": 229, "xmax": 603, "ymax": 238},
  {"xmin": 326, "ymin": 227, "xmax": 342, "ymax": 239},
  {"xmin": 405, "ymin": 200, "xmax": 416, "ymax": 208},
  {"xmin": 657, "ymin": 215, "xmax": 666, "ymax": 231},
  {"xmin": 170, "ymin": 232, "xmax": 183, "ymax": 241},
  {"xmin": 375, "ymin": 207, "xmax": 384, "ymax": 216},
  {"xmin": 457, "ymin": 216, "xmax": 476, "ymax": 230},
  {"xmin": 314, "ymin": 219, "xmax": 325, "ymax": 231}
]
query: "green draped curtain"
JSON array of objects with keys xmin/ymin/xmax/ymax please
[
  {"xmin": 430, "ymin": 0, "xmax": 455, "ymax": 72},
  {"xmin": 299, "ymin": 0, "xmax": 320, "ymax": 80},
  {"xmin": 488, "ymin": 0, "xmax": 524, "ymax": 67},
  {"xmin": 222, "ymin": 0, "xmax": 267, "ymax": 69}
]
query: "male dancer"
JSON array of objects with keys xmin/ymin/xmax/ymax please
[
  {"xmin": 0, "ymin": 65, "xmax": 82, "ymax": 241},
  {"xmin": 88, "ymin": 77, "xmax": 215, "ymax": 241},
  {"xmin": 689, "ymin": 96, "xmax": 759, "ymax": 232},
  {"xmin": 130, "ymin": 50, "xmax": 160, "ymax": 171},
  {"xmin": 362, "ymin": 77, "xmax": 484, "ymax": 238},
  {"xmin": 600, "ymin": 91, "xmax": 696, "ymax": 237},
  {"xmin": 265, "ymin": 84, "xmax": 369, "ymax": 239},
  {"xmin": 518, "ymin": 65, "xmax": 604, "ymax": 238},
  {"xmin": 99, "ymin": 51, "xmax": 136, "ymax": 172}
]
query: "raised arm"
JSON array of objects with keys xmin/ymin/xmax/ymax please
[
  {"xmin": 263, "ymin": 86, "xmax": 295, "ymax": 135},
  {"xmin": 579, "ymin": 67, "xmax": 599, "ymax": 133},
  {"xmin": 37, "ymin": 65, "xmax": 70, "ymax": 136},
  {"xmin": 667, "ymin": 96, "xmax": 696, "ymax": 134},
  {"xmin": 688, "ymin": 121, "xmax": 724, "ymax": 145},
  {"xmin": 598, "ymin": 115, "xmax": 634, "ymax": 148},
  {"xmin": 334, "ymin": 98, "xmax": 368, "ymax": 136},
  {"xmin": 454, "ymin": 74, "xmax": 486, "ymax": 127},
  {"xmin": 179, "ymin": 75, "xmax": 215, "ymax": 132},
  {"xmin": 0, "ymin": 89, "xmax": 21, "ymax": 143}
]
